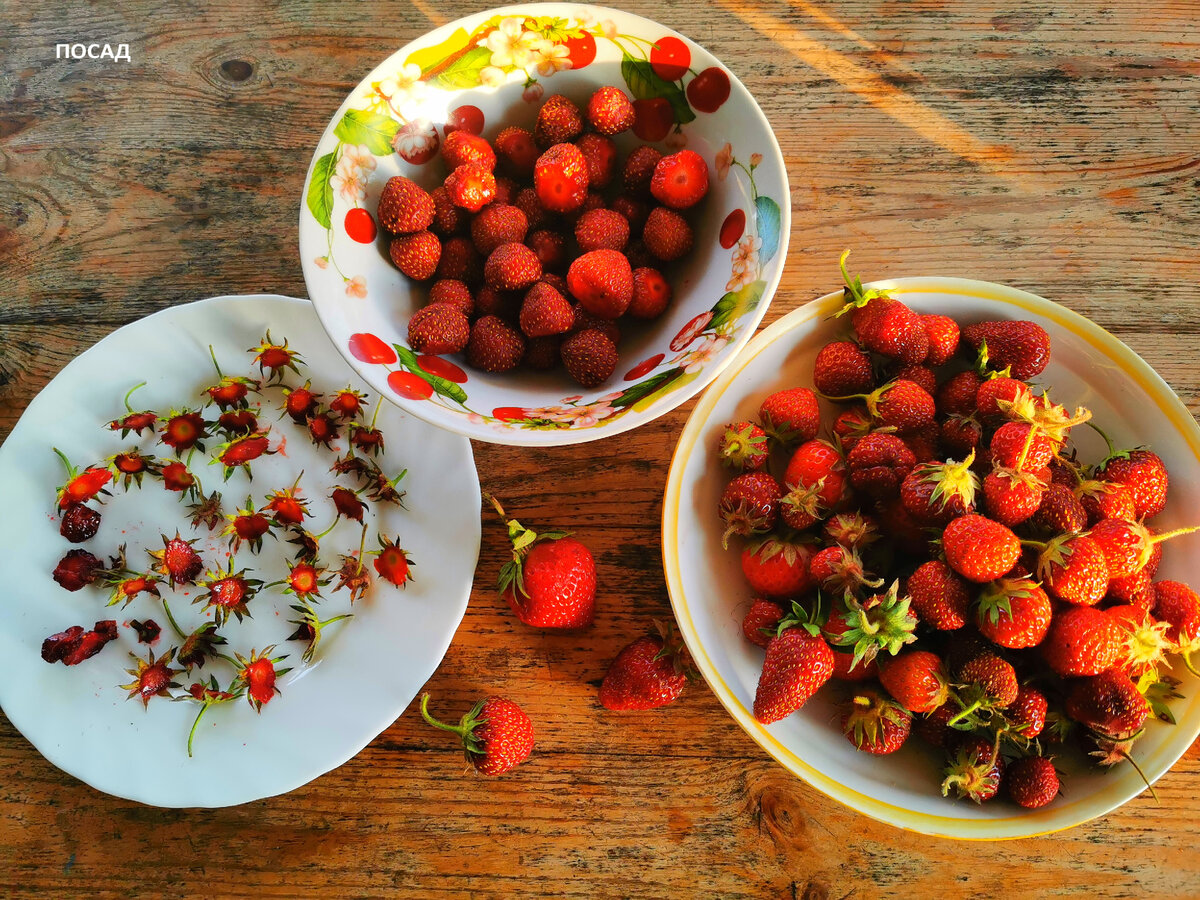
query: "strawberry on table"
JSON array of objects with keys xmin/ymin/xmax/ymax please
[
  {"xmin": 419, "ymin": 692, "xmax": 534, "ymax": 776},
  {"xmin": 599, "ymin": 620, "xmax": 695, "ymax": 710}
]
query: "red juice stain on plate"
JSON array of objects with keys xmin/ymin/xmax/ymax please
[{"xmin": 276, "ymin": 435, "xmax": 288, "ymax": 457}]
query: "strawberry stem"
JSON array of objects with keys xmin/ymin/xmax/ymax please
[
  {"xmin": 945, "ymin": 699, "xmax": 982, "ymax": 728},
  {"xmin": 161, "ymin": 599, "xmax": 187, "ymax": 639},
  {"xmin": 1014, "ymin": 423, "xmax": 1039, "ymax": 471},
  {"xmin": 1151, "ymin": 526, "xmax": 1200, "ymax": 546},
  {"xmin": 52, "ymin": 447, "xmax": 75, "ymax": 477},
  {"xmin": 208, "ymin": 345, "xmax": 224, "ymax": 379},
  {"xmin": 123, "ymin": 382, "xmax": 148, "ymax": 412},
  {"xmin": 419, "ymin": 692, "xmax": 468, "ymax": 738},
  {"xmin": 187, "ymin": 702, "xmax": 211, "ymax": 758},
  {"xmin": 369, "ymin": 395, "xmax": 384, "ymax": 429},
  {"xmin": 1084, "ymin": 420, "xmax": 1118, "ymax": 460}
]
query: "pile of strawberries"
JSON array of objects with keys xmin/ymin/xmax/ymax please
[
  {"xmin": 377, "ymin": 85, "xmax": 707, "ymax": 388},
  {"xmin": 718, "ymin": 251, "xmax": 1197, "ymax": 809},
  {"xmin": 43, "ymin": 334, "xmax": 414, "ymax": 756}
]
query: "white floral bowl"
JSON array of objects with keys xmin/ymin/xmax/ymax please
[
  {"xmin": 664, "ymin": 277, "xmax": 1200, "ymax": 839},
  {"xmin": 299, "ymin": 4, "xmax": 788, "ymax": 445}
]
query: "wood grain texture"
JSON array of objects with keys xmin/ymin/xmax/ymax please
[{"xmin": 2, "ymin": 0, "xmax": 1200, "ymax": 896}]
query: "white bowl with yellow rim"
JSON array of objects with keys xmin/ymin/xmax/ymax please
[{"xmin": 662, "ymin": 276, "xmax": 1200, "ymax": 839}]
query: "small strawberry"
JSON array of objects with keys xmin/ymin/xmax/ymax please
[
  {"xmin": 408, "ymin": 303, "xmax": 470, "ymax": 355},
  {"xmin": 575, "ymin": 132, "xmax": 619, "ymax": 189},
  {"xmin": 951, "ymin": 652, "xmax": 1019, "ymax": 728},
  {"xmin": 759, "ymin": 387, "xmax": 820, "ymax": 447},
  {"xmin": 560, "ymin": 329, "xmax": 618, "ymax": 388},
  {"xmin": 907, "ymin": 560, "xmax": 970, "ymax": 630},
  {"xmin": 1098, "ymin": 448, "xmax": 1168, "ymax": 520},
  {"xmin": 1041, "ymin": 605, "xmax": 1123, "ymax": 676},
  {"xmin": 1006, "ymin": 756, "xmax": 1060, "ymax": 809},
  {"xmin": 390, "ymin": 230, "xmax": 441, "ymax": 281},
  {"xmin": 444, "ymin": 162, "xmax": 497, "ymax": 212},
  {"xmin": 489, "ymin": 496, "xmax": 595, "ymax": 629},
  {"xmin": 846, "ymin": 433, "xmax": 916, "ymax": 499},
  {"xmin": 535, "ymin": 94, "xmax": 583, "ymax": 146},
  {"xmin": 419, "ymin": 692, "xmax": 534, "ymax": 776},
  {"xmin": 974, "ymin": 376, "xmax": 1031, "ymax": 420},
  {"xmin": 942, "ymin": 514, "xmax": 1020, "ymax": 583},
  {"xmin": 915, "ymin": 704, "xmax": 958, "ymax": 748},
  {"xmin": 740, "ymin": 534, "xmax": 815, "ymax": 598},
  {"xmin": 899, "ymin": 452, "xmax": 978, "ymax": 525},
  {"xmin": 742, "ymin": 598, "xmax": 785, "ymax": 648},
  {"xmin": 1028, "ymin": 532, "xmax": 1109, "ymax": 606},
  {"xmin": 813, "ymin": 341, "xmax": 875, "ymax": 397},
  {"xmin": 940, "ymin": 415, "xmax": 983, "ymax": 461},
  {"xmin": 60, "ymin": 503, "xmax": 101, "ymax": 543},
  {"xmin": 376, "ymin": 175, "xmax": 435, "ymax": 234},
  {"xmin": 834, "ymin": 251, "xmax": 928, "ymax": 365},
  {"xmin": 442, "ymin": 129, "xmax": 496, "ymax": 171},
  {"xmin": 641, "ymin": 207, "xmax": 693, "ymax": 261},
  {"xmin": 428, "ymin": 279, "xmax": 475, "ymax": 316},
  {"xmin": 372, "ymin": 535, "xmax": 414, "ymax": 588},
  {"xmin": 52, "ymin": 549, "xmax": 103, "ymax": 592},
  {"xmin": 808, "ymin": 544, "xmax": 881, "ymax": 595},
  {"xmin": 877, "ymin": 649, "xmax": 950, "ymax": 714},
  {"xmin": 937, "ymin": 370, "xmax": 984, "ymax": 418},
  {"xmin": 890, "ymin": 363, "xmax": 937, "ymax": 396},
  {"xmin": 586, "ymin": 85, "xmax": 636, "ymax": 134},
  {"xmin": 494, "ymin": 126, "xmax": 539, "ymax": 176},
  {"xmin": 962, "ymin": 320, "xmax": 1051, "ymax": 380},
  {"xmin": 233, "ymin": 646, "xmax": 290, "ymax": 712},
  {"xmin": 107, "ymin": 382, "xmax": 158, "ymax": 437},
  {"xmin": 1076, "ymin": 478, "xmax": 1137, "ymax": 525},
  {"xmin": 1106, "ymin": 604, "xmax": 1172, "ymax": 678},
  {"xmin": 119, "ymin": 647, "xmax": 180, "ymax": 707},
  {"xmin": 921, "ymin": 314, "xmax": 960, "ymax": 365},
  {"xmin": 566, "ymin": 249, "xmax": 633, "ymax": 319},
  {"xmin": 250, "ymin": 330, "xmax": 305, "ymax": 382},
  {"xmin": 842, "ymin": 689, "xmax": 913, "ymax": 755},
  {"xmin": 533, "ymin": 142, "xmax": 589, "ymax": 212},
  {"xmin": 148, "ymin": 532, "xmax": 203, "ymax": 588},
  {"xmin": 1107, "ymin": 568, "xmax": 1156, "ymax": 609},
  {"xmin": 718, "ymin": 471, "xmax": 783, "ymax": 547},
  {"xmin": 195, "ymin": 558, "xmax": 262, "ymax": 625},
  {"xmin": 719, "ymin": 421, "xmax": 770, "ymax": 473},
  {"xmin": 1029, "ymin": 482, "xmax": 1088, "ymax": 535},
  {"xmin": 436, "ymin": 236, "xmax": 483, "ymax": 283},
  {"xmin": 469, "ymin": 203, "xmax": 527, "ymax": 255},
  {"xmin": 485, "ymin": 242, "xmax": 542, "ymax": 292},
  {"xmin": 623, "ymin": 145, "xmax": 662, "ymax": 195},
  {"xmin": 574, "ymin": 208, "xmax": 629, "ymax": 253},
  {"xmin": 1066, "ymin": 669, "xmax": 1150, "ymax": 740},
  {"xmin": 988, "ymin": 422, "xmax": 1054, "ymax": 471},
  {"xmin": 599, "ymin": 620, "xmax": 695, "ymax": 710},
  {"xmin": 650, "ymin": 149, "xmax": 709, "ymax": 209},
  {"xmin": 467, "ymin": 316, "xmax": 525, "ymax": 373},
  {"xmin": 53, "ymin": 448, "xmax": 112, "ymax": 509},
  {"xmin": 753, "ymin": 601, "xmax": 834, "ymax": 724},
  {"xmin": 1003, "ymin": 685, "xmax": 1048, "ymax": 739},
  {"xmin": 517, "ymin": 282, "xmax": 573, "ymax": 338},
  {"xmin": 975, "ymin": 575, "xmax": 1052, "ymax": 649},
  {"xmin": 903, "ymin": 421, "xmax": 942, "ymax": 462},
  {"xmin": 823, "ymin": 511, "xmax": 881, "ymax": 550},
  {"xmin": 781, "ymin": 439, "xmax": 846, "ymax": 529},
  {"xmin": 1152, "ymin": 580, "xmax": 1200, "ymax": 670},
  {"xmin": 1088, "ymin": 518, "xmax": 1197, "ymax": 580},
  {"xmin": 981, "ymin": 466, "xmax": 1045, "ymax": 527},
  {"xmin": 941, "ymin": 735, "xmax": 1004, "ymax": 803}
]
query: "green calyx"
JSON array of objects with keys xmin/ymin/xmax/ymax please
[
  {"xmin": 976, "ymin": 576, "xmax": 1037, "ymax": 627},
  {"xmin": 651, "ymin": 619, "xmax": 698, "ymax": 681},
  {"xmin": 919, "ymin": 451, "xmax": 979, "ymax": 514},
  {"xmin": 486, "ymin": 493, "xmax": 569, "ymax": 600},
  {"xmin": 720, "ymin": 423, "xmax": 769, "ymax": 471},
  {"xmin": 843, "ymin": 689, "xmax": 908, "ymax": 750},
  {"xmin": 777, "ymin": 592, "xmax": 828, "ymax": 639},
  {"xmin": 420, "ymin": 692, "xmax": 488, "ymax": 764},
  {"xmin": 829, "ymin": 580, "xmax": 918, "ymax": 670},
  {"xmin": 833, "ymin": 249, "xmax": 891, "ymax": 316}
]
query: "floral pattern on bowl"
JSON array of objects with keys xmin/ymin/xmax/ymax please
[{"xmin": 299, "ymin": 4, "xmax": 790, "ymax": 445}]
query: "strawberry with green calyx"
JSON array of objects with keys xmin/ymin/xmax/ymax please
[
  {"xmin": 982, "ymin": 466, "xmax": 1045, "ymax": 527},
  {"xmin": 1075, "ymin": 476, "xmax": 1136, "ymax": 526},
  {"xmin": 233, "ymin": 646, "xmax": 291, "ymax": 712},
  {"xmin": 758, "ymin": 387, "xmax": 821, "ymax": 448},
  {"xmin": 1066, "ymin": 669, "xmax": 1150, "ymax": 746},
  {"xmin": 741, "ymin": 533, "xmax": 816, "ymax": 599},
  {"xmin": 120, "ymin": 646, "xmax": 181, "ymax": 708},
  {"xmin": 1143, "ymin": 676, "xmax": 1184, "ymax": 725},
  {"xmin": 820, "ymin": 379, "xmax": 936, "ymax": 434},
  {"xmin": 823, "ymin": 511, "xmax": 881, "ymax": 551},
  {"xmin": 833, "ymin": 250, "xmax": 929, "ymax": 365},
  {"xmin": 202, "ymin": 345, "xmax": 259, "ymax": 411},
  {"xmin": 186, "ymin": 488, "xmax": 223, "ymax": 530},
  {"xmin": 781, "ymin": 439, "xmax": 847, "ymax": 531},
  {"xmin": 251, "ymin": 330, "xmax": 305, "ymax": 383},
  {"xmin": 808, "ymin": 544, "xmax": 883, "ymax": 595},
  {"xmin": 216, "ymin": 406, "xmax": 260, "ymax": 438},
  {"xmin": 333, "ymin": 525, "xmax": 373, "ymax": 603},
  {"xmin": 1041, "ymin": 605, "xmax": 1123, "ymax": 677},
  {"xmin": 1088, "ymin": 518, "xmax": 1199, "ymax": 580},
  {"xmin": 962, "ymin": 320, "xmax": 1051, "ymax": 381},
  {"xmin": 942, "ymin": 514, "xmax": 1021, "ymax": 584},
  {"xmin": 160, "ymin": 460, "xmax": 200, "ymax": 499},
  {"xmin": 210, "ymin": 430, "xmax": 275, "ymax": 481},
  {"xmin": 195, "ymin": 557, "xmax": 263, "ymax": 625},
  {"xmin": 946, "ymin": 652, "xmax": 1019, "ymax": 727},
  {"xmin": 287, "ymin": 603, "xmax": 353, "ymax": 664},
  {"xmin": 53, "ymin": 448, "xmax": 112, "ymax": 509},
  {"xmin": 147, "ymin": 531, "xmax": 204, "ymax": 588},
  {"xmin": 718, "ymin": 421, "xmax": 770, "ymax": 473},
  {"xmin": 1087, "ymin": 421, "xmax": 1169, "ymax": 520},
  {"xmin": 824, "ymin": 580, "xmax": 918, "ymax": 671},
  {"xmin": 329, "ymin": 386, "xmax": 368, "ymax": 421},
  {"xmin": 877, "ymin": 649, "xmax": 951, "ymax": 714},
  {"xmin": 842, "ymin": 689, "xmax": 913, "ymax": 755},
  {"xmin": 178, "ymin": 675, "xmax": 244, "ymax": 757},
  {"xmin": 108, "ymin": 382, "xmax": 158, "ymax": 437},
  {"xmin": 1022, "ymin": 532, "xmax": 1109, "ymax": 606},
  {"xmin": 373, "ymin": 534, "xmax": 414, "ymax": 588},
  {"xmin": 264, "ymin": 474, "xmax": 309, "ymax": 526},
  {"xmin": 1106, "ymin": 604, "xmax": 1173, "ymax": 679},
  {"xmin": 281, "ymin": 381, "xmax": 322, "ymax": 423},
  {"xmin": 1151, "ymin": 580, "xmax": 1200, "ymax": 675},
  {"xmin": 742, "ymin": 599, "xmax": 786, "ymax": 648},
  {"xmin": 906, "ymin": 560, "xmax": 969, "ymax": 631},
  {"xmin": 974, "ymin": 575, "xmax": 1052, "ymax": 649},
  {"xmin": 1002, "ymin": 685, "xmax": 1048, "ymax": 740},
  {"xmin": 419, "ymin": 692, "xmax": 535, "ymax": 776},
  {"xmin": 487, "ymin": 494, "xmax": 595, "ymax": 629},
  {"xmin": 159, "ymin": 410, "xmax": 210, "ymax": 456},
  {"xmin": 831, "ymin": 405, "xmax": 881, "ymax": 453},
  {"xmin": 719, "ymin": 471, "xmax": 783, "ymax": 548},
  {"xmin": 107, "ymin": 449, "xmax": 159, "ymax": 489},
  {"xmin": 753, "ymin": 595, "xmax": 835, "ymax": 724},
  {"xmin": 599, "ymin": 619, "xmax": 696, "ymax": 710},
  {"xmin": 899, "ymin": 451, "xmax": 979, "ymax": 525},
  {"xmin": 221, "ymin": 496, "xmax": 275, "ymax": 554},
  {"xmin": 941, "ymin": 734, "xmax": 1004, "ymax": 804}
]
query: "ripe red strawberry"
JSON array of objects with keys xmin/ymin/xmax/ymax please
[
  {"xmin": 534, "ymin": 94, "xmax": 583, "ymax": 146},
  {"xmin": 877, "ymin": 649, "xmax": 950, "ymax": 714},
  {"xmin": 444, "ymin": 162, "xmax": 497, "ymax": 211},
  {"xmin": 842, "ymin": 689, "xmax": 912, "ymax": 754},
  {"xmin": 754, "ymin": 625, "xmax": 834, "ymax": 723},
  {"xmin": 574, "ymin": 209, "xmax": 629, "ymax": 253},
  {"xmin": 942, "ymin": 735, "xmax": 1004, "ymax": 803},
  {"xmin": 408, "ymin": 303, "xmax": 470, "ymax": 355},
  {"xmin": 599, "ymin": 620, "xmax": 694, "ymax": 710},
  {"xmin": 831, "ymin": 405, "xmax": 873, "ymax": 452},
  {"xmin": 823, "ymin": 511, "xmax": 880, "ymax": 550},
  {"xmin": 490, "ymin": 496, "xmax": 595, "ymax": 629},
  {"xmin": 623, "ymin": 145, "xmax": 662, "ymax": 195},
  {"xmin": 1106, "ymin": 603, "xmax": 1172, "ymax": 677},
  {"xmin": 60, "ymin": 503, "xmax": 101, "ymax": 543},
  {"xmin": 740, "ymin": 534, "xmax": 815, "ymax": 598},
  {"xmin": 641, "ymin": 207, "xmax": 693, "ymax": 261},
  {"xmin": 1029, "ymin": 482, "xmax": 1088, "ymax": 535},
  {"xmin": 484, "ymin": 242, "xmax": 542, "ymax": 291},
  {"xmin": 939, "ymin": 416, "xmax": 981, "ymax": 460},
  {"xmin": 52, "ymin": 549, "xmax": 103, "ymax": 592},
  {"xmin": 427, "ymin": 279, "xmax": 474, "ymax": 316},
  {"xmin": 389, "ymin": 230, "xmax": 441, "ymax": 280},
  {"xmin": 148, "ymin": 532, "xmax": 203, "ymax": 588},
  {"xmin": 611, "ymin": 194, "xmax": 649, "ymax": 232},
  {"xmin": 719, "ymin": 471, "xmax": 782, "ymax": 547},
  {"xmin": 1107, "ymin": 568, "xmax": 1156, "ymax": 609},
  {"xmin": 620, "ymin": 267, "xmax": 671, "ymax": 320},
  {"xmin": 957, "ymin": 651, "xmax": 1020, "ymax": 713},
  {"xmin": 560, "ymin": 329, "xmax": 618, "ymax": 388},
  {"xmin": 442, "ymin": 129, "xmax": 495, "ymax": 171},
  {"xmin": 808, "ymin": 544, "xmax": 880, "ymax": 595},
  {"xmin": 1152, "ymin": 580, "xmax": 1200, "ymax": 661},
  {"xmin": 373, "ymin": 535, "xmax": 413, "ymax": 588},
  {"xmin": 533, "ymin": 142, "xmax": 589, "ymax": 212},
  {"xmin": 650, "ymin": 150, "xmax": 709, "ymax": 209},
  {"xmin": 1031, "ymin": 533, "xmax": 1109, "ymax": 606},
  {"xmin": 759, "ymin": 387, "xmax": 820, "ymax": 447},
  {"xmin": 1089, "ymin": 518, "xmax": 1196, "ymax": 579},
  {"xmin": 813, "ymin": 341, "xmax": 875, "ymax": 397},
  {"xmin": 937, "ymin": 371, "xmax": 984, "ymax": 417},
  {"xmin": 1006, "ymin": 756, "xmax": 1060, "ymax": 809},
  {"xmin": 526, "ymin": 229, "xmax": 567, "ymax": 272},
  {"xmin": 419, "ymin": 692, "xmax": 534, "ymax": 776},
  {"xmin": 377, "ymin": 176, "xmax": 435, "ymax": 234},
  {"xmin": 975, "ymin": 576, "xmax": 1051, "ymax": 649},
  {"xmin": 891, "ymin": 364, "xmax": 937, "ymax": 397},
  {"xmin": 54, "ymin": 449, "xmax": 112, "ymax": 509},
  {"xmin": 974, "ymin": 376, "xmax": 1030, "ymax": 420},
  {"xmin": 474, "ymin": 285, "xmax": 519, "ymax": 320},
  {"xmin": 435, "ymin": 236, "xmax": 483, "ymax": 284},
  {"xmin": 1076, "ymin": 478, "xmax": 1137, "ymax": 525},
  {"xmin": 1041, "ymin": 605, "xmax": 1123, "ymax": 676},
  {"xmin": 989, "ymin": 422, "xmax": 1054, "ymax": 471},
  {"xmin": 831, "ymin": 379, "xmax": 935, "ymax": 432},
  {"xmin": 743, "ymin": 598, "xmax": 785, "ymax": 648},
  {"xmin": 903, "ymin": 421, "xmax": 942, "ymax": 463},
  {"xmin": 846, "ymin": 433, "xmax": 917, "ymax": 499},
  {"xmin": 494, "ymin": 126, "xmax": 539, "ymax": 176},
  {"xmin": 1066, "ymin": 669, "xmax": 1150, "ymax": 739},
  {"xmin": 835, "ymin": 251, "xmax": 928, "ymax": 365},
  {"xmin": 899, "ymin": 453, "xmax": 979, "ymax": 524},
  {"xmin": 780, "ymin": 438, "xmax": 846, "ymax": 529},
  {"xmin": 1099, "ymin": 449, "xmax": 1168, "ymax": 519},
  {"xmin": 962, "ymin": 320, "xmax": 1051, "ymax": 379},
  {"xmin": 466, "ymin": 316, "xmax": 526, "ymax": 373},
  {"xmin": 1003, "ymin": 685, "xmax": 1048, "ymax": 738},
  {"xmin": 429, "ymin": 185, "xmax": 466, "ymax": 236},
  {"xmin": 982, "ymin": 466, "xmax": 1045, "ymax": 527},
  {"xmin": 518, "ymin": 282, "xmax": 573, "ymax": 338},
  {"xmin": 907, "ymin": 560, "xmax": 970, "ymax": 630},
  {"xmin": 470, "ymin": 203, "xmax": 528, "ymax": 255},
  {"xmin": 575, "ymin": 133, "xmax": 618, "ymax": 188},
  {"xmin": 831, "ymin": 648, "xmax": 879, "ymax": 682},
  {"xmin": 586, "ymin": 85, "xmax": 636, "ymax": 135},
  {"xmin": 718, "ymin": 421, "xmax": 769, "ymax": 473},
  {"xmin": 567, "ymin": 249, "xmax": 633, "ymax": 318},
  {"xmin": 942, "ymin": 514, "xmax": 1020, "ymax": 583},
  {"xmin": 921, "ymin": 314, "xmax": 960, "ymax": 365}
]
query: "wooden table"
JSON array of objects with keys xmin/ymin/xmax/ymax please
[{"xmin": 3, "ymin": 1, "xmax": 1199, "ymax": 895}]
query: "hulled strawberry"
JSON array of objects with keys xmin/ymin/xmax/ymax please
[
  {"xmin": 490, "ymin": 496, "xmax": 595, "ymax": 629},
  {"xmin": 534, "ymin": 142, "xmax": 589, "ymax": 213},
  {"xmin": 718, "ymin": 421, "xmax": 770, "ymax": 473},
  {"xmin": 119, "ymin": 647, "xmax": 180, "ymax": 707},
  {"xmin": 758, "ymin": 387, "xmax": 820, "ymax": 447},
  {"xmin": 650, "ymin": 149, "xmax": 709, "ymax": 209},
  {"xmin": 842, "ymin": 689, "xmax": 912, "ymax": 755},
  {"xmin": 54, "ymin": 449, "xmax": 112, "ymax": 509},
  {"xmin": 419, "ymin": 692, "xmax": 534, "ymax": 776},
  {"xmin": 877, "ymin": 649, "xmax": 950, "ymax": 714},
  {"xmin": 834, "ymin": 251, "xmax": 928, "ymax": 365},
  {"xmin": 975, "ymin": 575, "xmax": 1051, "ymax": 649},
  {"xmin": 148, "ymin": 532, "xmax": 203, "ymax": 588},
  {"xmin": 781, "ymin": 439, "xmax": 846, "ymax": 529},
  {"xmin": 942, "ymin": 514, "xmax": 1020, "ymax": 584},
  {"xmin": 907, "ymin": 560, "xmax": 970, "ymax": 631},
  {"xmin": 599, "ymin": 620, "xmax": 695, "ymax": 710},
  {"xmin": 718, "ymin": 471, "xmax": 783, "ymax": 548},
  {"xmin": 740, "ymin": 534, "xmax": 815, "ymax": 599},
  {"xmin": 250, "ymin": 330, "xmax": 305, "ymax": 383},
  {"xmin": 961, "ymin": 320, "xmax": 1051, "ymax": 380}
]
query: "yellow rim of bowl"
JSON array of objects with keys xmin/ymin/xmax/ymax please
[{"xmin": 662, "ymin": 276, "xmax": 1200, "ymax": 840}]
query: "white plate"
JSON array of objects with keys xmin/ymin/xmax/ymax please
[
  {"xmin": 663, "ymin": 277, "xmax": 1200, "ymax": 839},
  {"xmin": 0, "ymin": 295, "xmax": 480, "ymax": 807}
]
